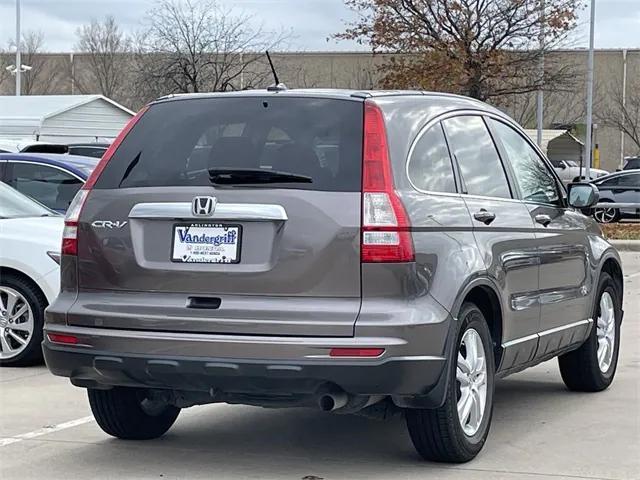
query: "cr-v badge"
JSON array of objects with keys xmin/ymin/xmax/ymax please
[{"xmin": 92, "ymin": 220, "xmax": 128, "ymax": 229}]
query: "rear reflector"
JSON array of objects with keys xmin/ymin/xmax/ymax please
[
  {"xmin": 47, "ymin": 333, "xmax": 79, "ymax": 345},
  {"xmin": 361, "ymin": 101, "xmax": 414, "ymax": 263},
  {"xmin": 329, "ymin": 348, "xmax": 385, "ymax": 358}
]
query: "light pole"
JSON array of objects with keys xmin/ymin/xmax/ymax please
[
  {"xmin": 584, "ymin": 0, "xmax": 596, "ymax": 180},
  {"xmin": 15, "ymin": 0, "xmax": 21, "ymax": 96},
  {"xmin": 536, "ymin": 0, "xmax": 545, "ymax": 148}
]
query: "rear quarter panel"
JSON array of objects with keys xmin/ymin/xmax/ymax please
[{"xmin": 373, "ymin": 95, "xmax": 490, "ymax": 315}]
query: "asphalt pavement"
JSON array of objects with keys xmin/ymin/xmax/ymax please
[{"xmin": 1, "ymin": 252, "xmax": 639, "ymax": 480}]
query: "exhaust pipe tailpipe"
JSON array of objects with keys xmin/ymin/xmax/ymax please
[{"xmin": 318, "ymin": 392, "xmax": 348, "ymax": 412}]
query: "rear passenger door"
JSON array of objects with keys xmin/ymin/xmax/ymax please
[
  {"xmin": 442, "ymin": 115, "xmax": 540, "ymax": 371},
  {"xmin": 487, "ymin": 118, "xmax": 592, "ymax": 359},
  {"xmin": 402, "ymin": 122, "xmax": 479, "ymax": 314},
  {"xmin": 611, "ymin": 172, "xmax": 640, "ymax": 216}
]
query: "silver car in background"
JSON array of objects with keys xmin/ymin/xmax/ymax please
[
  {"xmin": 550, "ymin": 159, "xmax": 608, "ymax": 184},
  {"xmin": 592, "ymin": 170, "xmax": 640, "ymax": 223}
]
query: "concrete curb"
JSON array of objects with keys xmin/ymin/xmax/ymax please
[{"xmin": 610, "ymin": 240, "xmax": 640, "ymax": 252}]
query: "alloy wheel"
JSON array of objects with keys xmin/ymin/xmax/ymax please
[
  {"xmin": 0, "ymin": 286, "xmax": 34, "ymax": 360},
  {"xmin": 593, "ymin": 207, "xmax": 618, "ymax": 223},
  {"xmin": 596, "ymin": 291, "xmax": 616, "ymax": 373},
  {"xmin": 456, "ymin": 328, "xmax": 488, "ymax": 436}
]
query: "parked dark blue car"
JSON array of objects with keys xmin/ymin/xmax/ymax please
[{"xmin": 0, "ymin": 153, "xmax": 98, "ymax": 213}]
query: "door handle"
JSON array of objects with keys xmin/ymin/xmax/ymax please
[
  {"xmin": 473, "ymin": 209, "xmax": 496, "ymax": 225},
  {"xmin": 535, "ymin": 214, "xmax": 552, "ymax": 227}
]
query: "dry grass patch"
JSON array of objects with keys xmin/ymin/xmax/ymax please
[{"xmin": 600, "ymin": 223, "xmax": 640, "ymax": 240}]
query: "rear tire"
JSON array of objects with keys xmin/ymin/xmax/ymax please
[
  {"xmin": 405, "ymin": 302, "xmax": 495, "ymax": 463},
  {"xmin": 88, "ymin": 387, "xmax": 181, "ymax": 440},
  {"xmin": 593, "ymin": 201, "xmax": 620, "ymax": 224},
  {"xmin": 558, "ymin": 272, "xmax": 621, "ymax": 392}
]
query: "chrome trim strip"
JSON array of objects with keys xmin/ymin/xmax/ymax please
[
  {"xmin": 3, "ymin": 160, "xmax": 86, "ymax": 182},
  {"xmin": 129, "ymin": 202, "xmax": 288, "ymax": 221},
  {"xmin": 502, "ymin": 334, "xmax": 538, "ymax": 349},
  {"xmin": 405, "ymin": 109, "xmax": 564, "ymax": 206},
  {"xmin": 502, "ymin": 319, "xmax": 592, "ymax": 348},
  {"xmin": 538, "ymin": 319, "xmax": 592, "ymax": 337}
]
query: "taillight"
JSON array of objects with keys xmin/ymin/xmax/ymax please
[
  {"xmin": 361, "ymin": 102, "xmax": 414, "ymax": 263},
  {"xmin": 61, "ymin": 105, "xmax": 149, "ymax": 256},
  {"xmin": 83, "ymin": 105, "xmax": 149, "ymax": 190},
  {"xmin": 62, "ymin": 189, "xmax": 88, "ymax": 256}
]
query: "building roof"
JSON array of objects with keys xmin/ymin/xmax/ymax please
[
  {"xmin": 0, "ymin": 95, "xmax": 134, "ymax": 122},
  {"xmin": 524, "ymin": 129, "xmax": 584, "ymax": 153}
]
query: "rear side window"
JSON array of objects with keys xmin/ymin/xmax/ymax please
[
  {"xmin": 442, "ymin": 116, "xmax": 512, "ymax": 199},
  {"xmin": 618, "ymin": 173, "xmax": 640, "ymax": 186},
  {"xmin": 7, "ymin": 162, "xmax": 83, "ymax": 211},
  {"xmin": 624, "ymin": 158, "xmax": 640, "ymax": 169},
  {"xmin": 96, "ymin": 97, "xmax": 363, "ymax": 191},
  {"xmin": 408, "ymin": 123, "xmax": 456, "ymax": 193},
  {"xmin": 68, "ymin": 147, "xmax": 106, "ymax": 158},
  {"xmin": 598, "ymin": 176, "xmax": 619, "ymax": 187}
]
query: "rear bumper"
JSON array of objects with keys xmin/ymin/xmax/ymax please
[
  {"xmin": 42, "ymin": 324, "xmax": 449, "ymax": 399},
  {"xmin": 44, "ymin": 281, "xmax": 455, "ymax": 406},
  {"xmin": 43, "ymin": 342, "xmax": 444, "ymax": 397}
]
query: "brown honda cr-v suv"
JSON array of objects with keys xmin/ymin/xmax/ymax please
[{"xmin": 44, "ymin": 89, "xmax": 623, "ymax": 462}]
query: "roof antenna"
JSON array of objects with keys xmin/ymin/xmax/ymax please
[{"xmin": 265, "ymin": 51, "xmax": 287, "ymax": 92}]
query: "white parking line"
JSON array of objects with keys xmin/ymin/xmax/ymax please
[
  {"xmin": 625, "ymin": 271, "xmax": 640, "ymax": 280},
  {"xmin": 0, "ymin": 416, "xmax": 94, "ymax": 447}
]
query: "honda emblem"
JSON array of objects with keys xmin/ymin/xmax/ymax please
[{"xmin": 192, "ymin": 196, "xmax": 217, "ymax": 217}]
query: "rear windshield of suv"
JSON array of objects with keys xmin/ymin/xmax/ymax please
[{"xmin": 95, "ymin": 96, "xmax": 363, "ymax": 191}]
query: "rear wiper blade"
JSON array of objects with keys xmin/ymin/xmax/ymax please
[{"xmin": 208, "ymin": 168, "xmax": 312, "ymax": 185}]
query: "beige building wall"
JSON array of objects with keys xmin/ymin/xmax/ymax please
[{"xmin": 1, "ymin": 49, "xmax": 638, "ymax": 170}]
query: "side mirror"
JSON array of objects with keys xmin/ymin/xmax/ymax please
[
  {"xmin": 560, "ymin": 163, "xmax": 567, "ymax": 170},
  {"xmin": 568, "ymin": 183, "xmax": 599, "ymax": 208}
]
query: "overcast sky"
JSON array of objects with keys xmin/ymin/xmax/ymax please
[{"xmin": 0, "ymin": 0, "xmax": 638, "ymax": 52}]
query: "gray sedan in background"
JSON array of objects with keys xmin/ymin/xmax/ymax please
[{"xmin": 592, "ymin": 170, "xmax": 640, "ymax": 223}]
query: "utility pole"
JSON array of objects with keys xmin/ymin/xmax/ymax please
[
  {"xmin": 584, "ymin": 0, "xmax": 596, "ymax": 180},
  {"xmin": 15, "ymin": 0, "xmax": 21, "ymax": 96},
  {"xmin": 536, "ymin": 0, "xmax": 545, "ymax": 148},
  {"xmin": 620, "ymin": 49, "xmax": 627, "ymax": 169}
]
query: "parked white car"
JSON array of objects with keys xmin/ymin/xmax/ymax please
[
  {"xmin": 0, "ymin": 182, "xmax": 63, "ymax": 366},
  {"xmin": 0, "ymin": 138, "xmax": 67, "ymax": 154},
  {"xmin": 550, "ymin": 159, "xmax": 608, "ymax": 184}
]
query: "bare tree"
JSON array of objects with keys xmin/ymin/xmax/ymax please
[
  {"xmin": 346, "ymin": 60, "xmax": 379, "ymax": 89},
  {"xmin": 74, "ymin": 16, "xmax": 131, "ymax": 100},
  {"xmin": 336, "ymin": 0, "xmax": 582, "ymax": 101},
  {"xmin": 0, "ymin": 48, "xmax": 11, "ymax": 92},
  {"xmin": 493, "ymin": 76, "xmax": 594, "ymax": 129},
  {"xmin": 598, "ymin": 79, "xmax": 640, "ymax": 152},
  {"xmin": 133, "ymin": 0, "xmax": 288, "ymax": 100},
  {"xmin": 493, "ymin": 91, "xmax": 538, "ymax": 127},
  {"xmin": 11, "ymin": 31, "xmax": 62, "ymax": 95}
]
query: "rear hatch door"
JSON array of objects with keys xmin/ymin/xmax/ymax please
[{"xmin": 73, "ymin": 95, "xmax": 363, "ymax": 337}]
